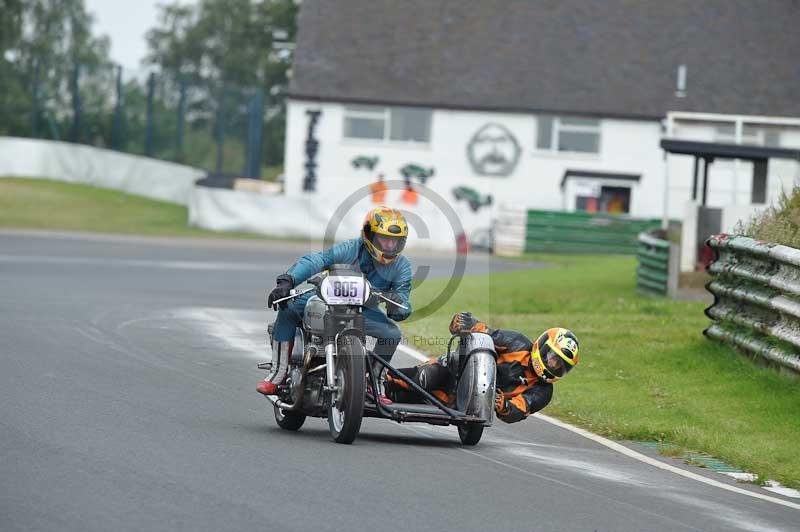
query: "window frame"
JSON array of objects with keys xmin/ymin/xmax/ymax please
[
  {"xmin": 342, "ymin": 105, "xmax": 431, "ymax": 144},
  {"xmin": 535, "ymin": 115, "xmax": 602, "ymax": 155}
]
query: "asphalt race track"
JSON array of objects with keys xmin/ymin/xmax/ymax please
[{"xmin": 1, "ymin": 231, "xmax": 798, "ymax": 532}]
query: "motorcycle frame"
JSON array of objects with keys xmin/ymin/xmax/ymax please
[{"xmin": 364, "ymin": 334, "xmax": 493, "ymax": 425}]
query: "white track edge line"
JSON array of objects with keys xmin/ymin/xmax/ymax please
[{"xmin": 396, "ymin": 343, "xmax": 800, "ymax": 511}]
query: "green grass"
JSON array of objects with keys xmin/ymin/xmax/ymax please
[
  {"xmin": 0, "ymin": 177, "xmax": 277, "ymax": 239},
  {"xmin": 736, "ymin": 187, "xmax": 800, "ymax": 247},
  {"xmin": 403, "ymin": 254, "xmax": 800, "ymax": 488}
]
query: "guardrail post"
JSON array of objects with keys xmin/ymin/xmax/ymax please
[{"xmin": 667, "ymin": 243, "xmax": 680, "ymax": 298}]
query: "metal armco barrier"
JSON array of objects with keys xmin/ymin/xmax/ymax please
[
  {"xmin": 705, "ymin": 234, "xmax": 800, "ymax": 374},
  {"xmin": 525, "ymin": 210, "xmax": 661, "ymax": 255},
  {"xmin": 636, "ymin": 231, "xmax": 679, "ymax": 296}
]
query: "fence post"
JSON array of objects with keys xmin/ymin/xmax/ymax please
[
  {"xmin": 245, "ymin": 89, "xmax": 264, "ymax": 178},
  {"xmin": 30, "ymin": 61, "xmax": 40, "ymax": 137},
  {"xmin": 70, "ymin": 63, "xmax": 82, "ymax": 143},
  {"xmin": 145, "ymin": 72, "xmax": 155, "ymax": 157},
  {"xmin": 111, "ymin": 65, "xmax": 124, "ymax": 150},
  {"xmin": 176, "ymin": 78, "xmax": 187, "ymax": 162},
  {"xmin": 215, "ymin": 84, "xmax": 226, "ymax": 174}
]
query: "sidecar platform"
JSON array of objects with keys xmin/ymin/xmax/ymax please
[{"xmin": 363, "ymin": 401, "xmax": 487, "ymax": 426}]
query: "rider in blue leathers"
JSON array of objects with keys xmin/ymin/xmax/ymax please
[{"xmin": 257, "ymin": 207, "xmax": 412, "ymax": 402}]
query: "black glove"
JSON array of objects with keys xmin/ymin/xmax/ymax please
[
  {"xmin": 268, "ymin": 274, "xmax": 294, "ymax": 310},
  {"xmin": 384, "ymin": 292, "xmax": 409, "ymax": 321},
  {"xmin": 382, "ymin": 291, "xmax": 406, "ymax": 309}
]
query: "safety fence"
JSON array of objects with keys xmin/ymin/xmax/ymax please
[
  {"xmin": 493, "ymin": 209, "xmax": 662, "ymax": 256},
  {"xmin": 1, "ymin": 62, "xmax": 278, "ymax": 179},
  {"xmin": 524, "ymin": 210, "xmax": 661, "ymax": 254},
  {"xmin": 705, "ymin": 235, "xmax": 800, "ymax": 375},
  {"xmin": 636, "ymin": 230, "xmax": 679, "ymax": 296}
]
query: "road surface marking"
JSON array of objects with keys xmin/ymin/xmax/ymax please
[{"xmin": 398, "ymin": 343, "xmax": 800, "ymax": 510}]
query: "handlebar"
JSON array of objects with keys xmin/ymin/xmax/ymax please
[{"xmin": 267, "ymin": 280, "xmax": 409, "ymax": 311}]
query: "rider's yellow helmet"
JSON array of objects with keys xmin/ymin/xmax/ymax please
[
  {"xmin": 530, "ymin": 328, "xmax": 579, "ymax": 384},
  {"xmin": 361, "ymin": 206, "xmax": 408, "ymax": 265}
]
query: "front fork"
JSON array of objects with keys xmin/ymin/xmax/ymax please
[{"xmin": 324, "ymin": 342, "xmax": 337, "ymax": 392}]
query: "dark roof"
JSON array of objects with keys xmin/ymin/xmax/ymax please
[
  {"xmin": 289, "ymin": 0, "xmax": 800, "ymax": 119},
  {"xmin": 661, "ymin": 139, "xmax": 800, "ymax": 161}
]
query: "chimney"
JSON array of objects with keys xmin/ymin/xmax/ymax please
[{"xmin": 675, "ymin": 64, "xmax": 687, "ymax": 98}]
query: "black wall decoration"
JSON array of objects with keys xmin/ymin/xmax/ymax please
[
  {"xmin": 302, "ymin": 109, "xmax": 322, "ymax": 192},
  {"xmin": 466, "ymin": 123, "xmax": 521, "ymax": 177}
]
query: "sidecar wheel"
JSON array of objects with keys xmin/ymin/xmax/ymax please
[
  {"xmin": 274, "ymin": 404, "xmax": 306, "ymax": 431},
  {"xmin": 458, "ymin": 424, "xmax": 484, "ymax": 446}
]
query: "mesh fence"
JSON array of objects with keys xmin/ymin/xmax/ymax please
[{"xmin": 3, "ymin": 62, "xmax": 277, "ymax": 179}]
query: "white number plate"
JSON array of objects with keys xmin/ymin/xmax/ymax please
[{"xmin": 325, "ymin": 275, "xmax": 365, "ymax": 305}]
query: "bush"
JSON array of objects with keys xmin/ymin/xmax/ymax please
[{"xmin": 736, "ymin": 187, "xmax": 800, "ymax": 247}]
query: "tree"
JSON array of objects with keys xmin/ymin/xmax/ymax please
[
  {"xmin": 145, "ymin": 0, "xmax": 297, "ymax": 168},
  {"xmin": 0, "ymin": 0, "xmax": 112, "ymax": 140}
]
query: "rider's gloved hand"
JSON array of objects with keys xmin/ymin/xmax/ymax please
[
  {"xmin": 383, "ymin": 292, "xmax": 408, "ymax": 321},
  {"xmin": 495, "ymin": 391, "xmax": 509, "ymax": 416},
  {"xmin": 382, "ymin": 291, "xmax": 405, "ymax": 308},
  {"xmin": 449, "ymin": 312, "xmax": 490, "ymax": 335},
  {"xmin": 268, "ymin": 274, "xmax": 294, "ymax": 310}
]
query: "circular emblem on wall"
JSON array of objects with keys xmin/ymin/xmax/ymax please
[{"xmin": 466, "ymin": 123, "xmax": 521, "ymax": 177}]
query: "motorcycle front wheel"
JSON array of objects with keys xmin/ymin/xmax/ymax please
[{"xmin": 327, "ymin": 335, "xmax": 366, "ymax": 444}]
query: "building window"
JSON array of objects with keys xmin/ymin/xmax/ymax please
[
  {"xmin": 576, "ymin": 186, "xmax": 631, "ymax": 214},
  {"xmin": 536, "ymin": 115, "xmax": 601, "ymax": 154},
  {"xmin": 343, "ymin": 106, "xmax": 385, "ymax": 140},
  {"xmin": 714, "ymin": 123, "xmax": 781, "ymax": 147},
  {"xmin": 343, "ymin": 105, "xmax": 431, "ymax": 143}
]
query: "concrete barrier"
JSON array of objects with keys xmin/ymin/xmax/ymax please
[
  {"xmin": 188, "ymin": 185, "xmax": 488, "ymax": 251},
  {"xmin": 0, "ymin": 137, "xmax": 203, "ymax": 205}
]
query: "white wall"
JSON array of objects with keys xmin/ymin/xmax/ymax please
[
  {"xmin": 0, "ymin": 137, "xmax": 204, "ymax": 205},
  {"xmin": 283, "ymin": 100, "xmax": 666, "ymax": 223},
  {"xmin": 189, "ymin": 185, "xmax": 473, "ymax": 250}
]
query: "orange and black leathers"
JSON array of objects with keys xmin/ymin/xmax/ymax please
[
  {"xmin": 490, "ymin": 328, "xmax": 553, "ymax": 423},
  {"xmin": 386, "ymin": 322, "xmax": 553, "ymax": 424}
]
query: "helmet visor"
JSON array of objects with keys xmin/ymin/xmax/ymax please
[
  {"xmin": 541, "ymin": 344, "xmax": 574, "ymax": 379},
  {"xmin": 372, "ymin": 233, "xmax": 406, "ymax": 256}
]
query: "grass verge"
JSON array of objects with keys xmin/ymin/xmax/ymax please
[
  {"xmin": 403, "ymin": 254, "xmax": 800, "ymax": 488},
  {"xmin": 0, "ymin": 177, "xmax": 273, "ymax": 239}
]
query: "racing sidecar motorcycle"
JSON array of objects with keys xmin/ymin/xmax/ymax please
[{"xmin": 258, "ymin": 264, "xmax": 497, "ymax": 445}]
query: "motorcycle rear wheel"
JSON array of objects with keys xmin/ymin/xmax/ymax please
[
  {"xmin": 458, "ymin": 423, "xmax": 484, "ymax": 446},
  {"xmin": 274, "ymin": 404, "xmax": 306, "ymax": 431},
  {"xmin": 327, "ymin": 336, "xmax": 366, "ymax": 444}
]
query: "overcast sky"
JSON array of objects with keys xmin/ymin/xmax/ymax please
[{"xmin": 84, "ymin": 1, "xmax": 196, "ymax": 71}]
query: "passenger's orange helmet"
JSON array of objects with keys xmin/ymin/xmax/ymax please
[
  {"xmin": 361, "ymin": 206, "xmax": 408, "ymax": 264},
  {"xmin": 530, "ymin": 328, "xmax": 579, "ymax": 383}
]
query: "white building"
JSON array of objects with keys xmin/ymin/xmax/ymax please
[{"xmin": 283, "ymin": 0, "xmax": 800, "ymax": 237}]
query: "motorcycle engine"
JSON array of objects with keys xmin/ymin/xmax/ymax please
[
  {"xmin": 288, "ymin": 367, "xmax": 304, "ymax": 404},
  {"xmin": 302, "ymin": 372, "xmax": 327, "ymax": 417}
]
